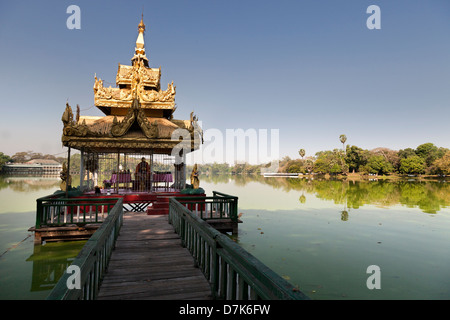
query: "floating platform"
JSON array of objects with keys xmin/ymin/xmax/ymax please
[
  {"xmin": 29, "ymin": 224, "xmax": 101, "ymax": 244},
  {"xmin": 29, "ymin": 190, "xmax": 234, "ymax": 243}
]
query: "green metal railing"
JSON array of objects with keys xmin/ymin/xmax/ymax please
[
  {"xmin": 175, "ymin": 191, "xmax": 239, "ymax": 222},
  {"xmin": 46, "ymin": 198, "xmax": 124, "ymax": 300},
  {"xmin": 169, "ymin": 197, "xmax": 309, "ymax": 300},
  {"xmin": 36, "ymin": 195, "xmax": 121, "ymax": 228}
]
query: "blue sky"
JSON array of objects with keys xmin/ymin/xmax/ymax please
[{"xmin": 0, "ymin": 0, "xmax": 449, "ymax": 162}]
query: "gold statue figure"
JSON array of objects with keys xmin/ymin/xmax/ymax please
[{"xmin": 190, "ymin": 164, "xmax": 199, "ymax": 189}]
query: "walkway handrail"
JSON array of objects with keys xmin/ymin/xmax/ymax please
[
  {"xmin": 168, "ymin": 197, "xmax": 309, "ymax": 300},
  {"xmin": 175, "ymin": 191, "xmax": 239, "ymax": 222},
  {"xmin": 36, "ymin": 195, "xmax": 121, "ymax": 228},
  {"xmin": 46, "ymin": 198, "xmax": 124, "ymax": 300}
]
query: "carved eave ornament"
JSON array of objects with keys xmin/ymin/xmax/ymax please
[
  {"xmin": 61, "ymin": 17, "xmax": 203, "ymax": 154},
  {"xmin": 61, "ymin": 101, "xmax": 202, "ymax": 153},
  {"xmin": 110, "ymin": 99, "xmax": 158, "ymax": 139},
  {"xmin": 62, "ymin": 103, "xmax": 94, "ymax": 137}
]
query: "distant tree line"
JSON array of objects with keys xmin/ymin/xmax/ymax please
[
  {"xmin": 2, "ymin": 138, "xmax": 450, "ymax": 176},
  {"xmin": 196, "ymin": 141, "xmax": 450, "ymax": 177},
  {"xmin": 291, "ymin": 140, "xmax": 450, "ymax": 176}
]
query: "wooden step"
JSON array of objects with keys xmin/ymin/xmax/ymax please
[
  {"xmin": 147, "ymin": 207, "xmax": 169, "ymax": 215},
  {"xmin": 152, "ymin": 201, "xmax": 169, "ymax": 209}
]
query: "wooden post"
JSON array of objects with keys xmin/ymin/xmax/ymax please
[
  {"xmin": 80, "ymin": 149, "xmax": 85, "ymax": 191},
  {"xmin": 66, "ymin": 147, "xmax": 71, "ymax": 198},
  {"xmin": 116, "ymin": 152, "xmax": 120, "ymax": 194},
  {"xmin": 124, "ymin": 153, "xmax": 128, "ymax": 190},
  {"xmin": 150, "ymin": 151, "xmax": 153, "ymax": 192},
  {"xmin": 181, "ymin": 151, "xmax": 186, "ymax": 189}
]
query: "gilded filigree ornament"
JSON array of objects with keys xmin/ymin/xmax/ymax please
[
  {"xmin": 60, "ymin": 162, "xmax": 72, "ymax": 191},
  {"xmin": 62, "ymin": 103, "xmax": 75, "ymax": 126},
  {"xmin": 94, "ymin": 59, "xmax": 175, "ymax": 105},
  {"xmin": 61, "ymin": 17, "xmax": 202, "ymax": 155},
  {"xmin": 109, "ymin": 99, "xmax": 159, "ymax": 139},
  {"xmin": 62, "ymin": 103, "xmax": 91, "ymax": 137}
]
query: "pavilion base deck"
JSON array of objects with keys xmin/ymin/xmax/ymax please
[
  {"xmin": 29, "ymin": 224, "xmax": 101, "ymax": 244},
  {"xmin": 30, "ymin": 190, "xmax": 239, "ymax": 244},
  {"xmin": 205, "ymin": 218, "xmax": 241, "ymax": 234}
]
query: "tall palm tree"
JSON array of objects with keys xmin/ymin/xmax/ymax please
[
  {"xmin": 298, "ymin": 149, "xmax": 305, "ymax": 159},
  {"xmin": 339, "ymin": 134, "xmax": 347, "ymax": 152}
]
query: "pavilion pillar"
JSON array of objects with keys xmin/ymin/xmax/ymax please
[
  {"xmin": 150, "ymin": 151, "xmax": 154, "ymax": 192},
  {"xmin": 174, "ymin": 149, "xmax": 186, "ymax": 190},
  {"xmin": 66, "ymin": 147, "xmax": 71, "ymax": 198},
  {"xmin": 116, "ymin": 152, "xmax": 120, "ymax": 194},
  {"xmin": 181, "ymin": 152, "xmax": 186, "ymax": 190},
  {"xmin": 80, "ymin": 149, "xmax": 85, "ymax": 191}
]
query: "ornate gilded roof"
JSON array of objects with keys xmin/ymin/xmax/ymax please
[
  {"xmin": 93, "ymin": 17, "xmax": 176, "ymax": 117},
  {"xmin": 61, "ymin": 18, "xmax": 202, "ymax": 154},
  {"xmin": 61, "ymin": 100, "xmax": 202, "ymax": 153},
  {"xmin": 116, "ymin": 64, "xmax": 161, "ymax": 88}
]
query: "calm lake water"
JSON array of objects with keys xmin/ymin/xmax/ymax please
[
  {"xmin": 0, "ymin": 174, "xmax": 449, "ymax": 299},
  {"xmin": 0, "ymin": 176, "xmax": 86, "ymax": 299},
  {"xmin": 199, "ymin": 174, "xmax": 450, "ymax": 300}
]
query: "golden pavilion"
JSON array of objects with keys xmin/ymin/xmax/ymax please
[{"xmin": 61, "ymin": 17, "xmax": 203, "ymax": 193}]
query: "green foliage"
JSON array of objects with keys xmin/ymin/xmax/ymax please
[
  {"xmin": 298, "ymin": 149, "xmax": 305, "ymax": 159},
  {"xmin": 314, "ymin": 149, "xmax": 348, "ymax": 175},
  {"xmin": 287, "ymin": 164, "xmax": 302, "ymax": 173},
  {"xmin": 363, "ymin": 155, "xmax": 394, "ymax": 175},
  {"xmin": 399, "ymin": 156, "xmax": 425, "ymax": 174},
  {"xmin": 398, "ymin": 148, "xmax": 416, "ymax": 159},
  {"xmin": 345, "ymin": 145, "xmax": 369, "ymax": 173},
  {"xmin": 0, "ymin": 152, "xmax": 12, "ymax": 169},
  {"xmin": 433, "ymin": 151, "xmax": 450, "ymax": 175},
  {"xmin": 2, "ymin": 141, "xmax": 449, "ymax": 177},
  {"xmin": 415, "ymin": 143, "xmax": 439, "ymax": 167}
]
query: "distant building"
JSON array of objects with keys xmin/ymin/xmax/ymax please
[{"xmin": 2, "ymin": 159, "xmax": 62, "ymax": 176}]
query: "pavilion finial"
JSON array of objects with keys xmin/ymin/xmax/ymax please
[
  {"xmin": 132, "ymin": 13, "xmax": 149, "ymax": 67},
  {"xmin": 138, "ymin": 12, "xmax": 145, "ymax": 33}
]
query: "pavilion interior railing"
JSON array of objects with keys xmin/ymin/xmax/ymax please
[
  {"xmin": 46, "ymin": 197, "xmax": 123, "ymax": 300},
  {"xmin": 174, "ymin": 191, "xmax": 238, "ymax": 222},
  {"xmin": 35, "ymin": 194, "xmax": 121, "ymax": 228},
  {"xmin": 168, "ymin": 196, "xmax": 309, "ymax": 300}
]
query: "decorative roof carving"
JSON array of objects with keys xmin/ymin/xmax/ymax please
[
  {"xmin": 94, "ymin": 59, "xmax": 175, "ymax": 109},
  {"xmin": 116, "ymin": 63, "xmax": 161, "ymax": 87},
  {"xmin": 61, "ymin": 17, "xmax": 202, "ymax": 154},
  {"xmin": 110, "ymin": 99, "xmax": 158, "ymax": 139}
]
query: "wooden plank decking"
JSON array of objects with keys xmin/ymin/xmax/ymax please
[{"xmin": 97, "ymin": 212, "xmax": 212, "ymax": 300}]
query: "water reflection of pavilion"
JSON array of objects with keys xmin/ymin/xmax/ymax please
[{"xmin": 26, "ymin": 241, "xmax": 85, "ymax": 293}]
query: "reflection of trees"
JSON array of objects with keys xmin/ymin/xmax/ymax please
[
  {"xmin": 0, "ymin": 176, "xmax": 60, "ymax": 192},
  {"xmin": 200, "ymin": 174, "xmax": 232, "ymax": 185},
  {"xmin": 201, "ymin": 174, "xmax": 450, "ymax": 214},
  {"xmin": 311, "ymin": 179, "xmax": 449, "ymax": 214},
  {"xmin": 398, "ymin": 181, "xmax": 448, "ymax": 214}
]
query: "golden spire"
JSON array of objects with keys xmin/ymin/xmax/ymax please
[
  {"xmin": 138, "ymin": 13, "xmax": 145, "ymax": 32},
  {"xmin": 132, "ymin": 13, "xmax": 149, "ymax": 67}
]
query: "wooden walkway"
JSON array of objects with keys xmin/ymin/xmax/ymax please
[{"xmin": 97, "ymin": 212, "xmax": 212, "ymax": 300}]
